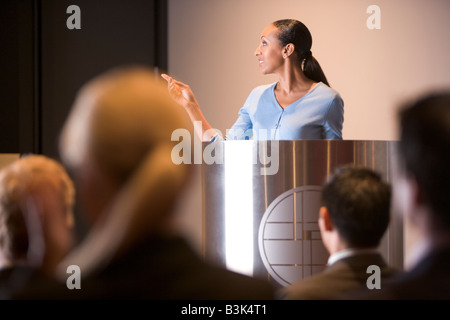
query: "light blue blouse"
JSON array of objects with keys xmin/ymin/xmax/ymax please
[{"xmin": 223, "ymin": 82, "xmax": 344, "ymax": 140}]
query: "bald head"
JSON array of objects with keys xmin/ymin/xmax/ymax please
[
  {"xmin": 60, "ymin": 67, "xmax": 192, "ymax": 183},
  {"xmin": 56, "ymin": 67, "xmax": 194, "ymax": 275},
  {"xmin": 0, "ymin": 154, "xmax": 75, "ymax": 271}
]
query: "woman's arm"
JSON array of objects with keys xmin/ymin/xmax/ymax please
[
  {"xmin": 323, "ymin": 95, "xmax": 344, "ymax": 140},
  {"xmin": 161, "ymin": 74, "xmax": 218, "ymax": 141}
]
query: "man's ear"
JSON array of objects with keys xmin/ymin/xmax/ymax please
[
  {"xmin": 319, "ymin": 206, "xmax": 333, "ymax": 231},
  {"xmin": 405, "ymin": 173, "xmax": 428, "ymax": 226},
  {"xmin": 410, "ymin": 174, "xmax": 426, "ymax": 207}
]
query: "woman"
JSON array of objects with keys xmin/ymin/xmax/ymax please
[{"xmin": 162, "ymin": 19, "xmax": 344, "ymax": 141}]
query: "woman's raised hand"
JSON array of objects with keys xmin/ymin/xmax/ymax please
[
  {"xmin": 161, "ymin": 74, "xmax": 216, "ymax": 141},
  {"xmin": 161, "ymin": 74, "xmax": 198, "ymax": 109}
]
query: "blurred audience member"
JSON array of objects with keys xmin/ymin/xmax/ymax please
[
  {"xmin": 356, "ymin": 92, "xmax": 450, "ymax": 299},
  {"xmin": 281, "ymin": 166, "xmax": 397, "ymax": 300},
  {"xmin": 52, "ymin": 66, "xmax": 275, "ymax": 299},
  {"xmin": 0, "ymin": 155, "xmax": 75, "ymax": 298}
]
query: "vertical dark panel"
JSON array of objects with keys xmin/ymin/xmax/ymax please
[
  {"xmin": 0, "ymin": 1, "xmax": 38, "ymax": 154},
  {"xmin": 0, "ymin": 0, "xmax": 167, "ymax": 155},
  {"xmin": 0, "ymin": 1, "xmax": 21, "ymax": 153},
  {"xmin": 155, "ymin": 0, "xmax": 168, "ymax": 72},
  {"xmin": 30, "ymin": 0, "xmax": 41, "ymax": 154},
  {"xmin": 40, "ymin": 0, "xmax": 164, "ymax": 159}
]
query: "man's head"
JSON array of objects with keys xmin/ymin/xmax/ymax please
[
  {"xmin": 319, "ymin": 166, "xmax": 391, "ymax": 252},
  {"xmin": 396, "ymin": 92, "xmax": 450, "ymax": 232},
  {"xmin": 0, "ymin": 155, "xmax": 75, "ymax": 272},
  {"xmin": 59, "ymin": 66, "xmax": 193, "ymax": 225},
  {"xmin": 57, "ymin": 66, "xmax": 193, "ymax": 276}
]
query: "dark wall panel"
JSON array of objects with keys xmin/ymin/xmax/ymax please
[
  {"xmin": 40, "ymin": 0, "xmax": 166, "ymax": 159},
  {"xmin": 0, "ymin": 0, "xmax": 167, "ymax": 157},
  {"xmin": 0, "ymin": 2, "xmax": 21, "ymax": 153}
]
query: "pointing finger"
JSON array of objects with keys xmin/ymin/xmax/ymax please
[{"xmin": 161, "ymin": 74, "xmax": 171, "ymax": 82}]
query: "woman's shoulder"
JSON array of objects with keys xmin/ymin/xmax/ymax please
[
  {"xmin": 311, "ymin": 82, "xmax": 343, "ymax": 104},
  {"xmin": 244, "ymin": 82, "xmax": 277, "ymax": 103},
  {"xmin": 314, "ymin": 82, "xmax": 341, "ymax": 96},
  {"xmin": 250, "ymin": 82, "xmax": 277, "ymax": 94}
]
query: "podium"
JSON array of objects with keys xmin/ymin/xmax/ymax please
[{"xmin": 201, "ymin": 140, "xmax": 403, "ymax": 288}]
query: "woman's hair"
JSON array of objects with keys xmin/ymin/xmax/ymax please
[{"xmin": 273, "ymin": 19, "xmax": 330, "ymax": 86}]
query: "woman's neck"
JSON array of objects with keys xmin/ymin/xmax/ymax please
[{"xmin": 276, "ymin": 65, "xmax": 314, "ymax": 94}]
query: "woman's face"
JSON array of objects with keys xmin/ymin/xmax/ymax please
[{"xmin": 254, "ymin": 24, "xmax": 284, "ymax": 75}]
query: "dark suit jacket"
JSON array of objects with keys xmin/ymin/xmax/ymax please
[
  {"xmin": 355, "ymin": 246, "xmax": 450, "ymax": 300},
  {"xmin": 0, "ymin": 265, "xmax": 33, "ymax": 299},
  {"xmin": 12, "ymin": 235, "xmax": 275, "ymax": 300},
  {"xmin": 1, "ymin": 265, "xmax": 68, "ymax": 300},
  {"xmin": 281, "ymin": 252, "xmax": 398, "ymax": 300}
]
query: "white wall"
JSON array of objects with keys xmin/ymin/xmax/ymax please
[{"xmin": 168, "ymin": 0, "xmax": 450, "ymax": 253}]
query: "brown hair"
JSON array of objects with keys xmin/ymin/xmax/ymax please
[{"xmin": 273, "ymin": 19, "xmax": 330, "ymax": 86}]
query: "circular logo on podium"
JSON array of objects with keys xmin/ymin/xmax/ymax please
[{"xmin": 258, "ymin": 186, "xmax": 329, "ymax": 286}]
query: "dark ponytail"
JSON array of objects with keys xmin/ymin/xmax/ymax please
[{"xmin": 273, "ymin": 19, "xmax": 330, "ymax": 87}]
